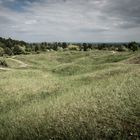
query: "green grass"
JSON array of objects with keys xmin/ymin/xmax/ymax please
[{"xmin": 0, "ymin": 50, "xmax": 140, "ymax": 140}]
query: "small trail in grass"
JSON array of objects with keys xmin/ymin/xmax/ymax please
[
  {"xmin": 8, "ymin": 57, "xmax": 28, "ymax": 68},
  {"xmin": 0, "ymin": 57, "xmax": 28, "ymax": 71},
  {"xmin": 0, "ymin": 67, "xmax": 11, "ymax": 71}
]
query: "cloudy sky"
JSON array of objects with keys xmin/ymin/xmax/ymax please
[{"xmin": 0, "ymin": 0, "xmax": 140, "ymax": 42}]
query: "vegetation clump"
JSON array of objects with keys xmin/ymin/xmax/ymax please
[{"xmin": 68, "ymin": 45, "xmax": 80, "ymax": 51}]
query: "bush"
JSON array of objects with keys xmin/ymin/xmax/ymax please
[
  {"xmin": 36, "ymin": 51, "xmax": 40, "ymax": 54},
  {"xmin": 68, "ymin": 45, "xmax": 80, "ymax": 51},
  {"xmin": 0, "ymin": 47, "xmax": 4, "ymax": 56},
  {"xmin": 57, "ymin": 47, "xmax": 63, "ymax": 52},
  {"xmin": 83, "ymin": 43, "xmax": 88, "ymax": 51},
  {"xmin": 4, "ymin": 47, "xmax": 13, "ymax": 56},
  {"xmin": 117, "ymin": 45, "xmax": 127, "ymax": 52},
  {"xmin": 13, "ymin": 45, "xmax": 25, "ymax": 55},
  {"xmin": 128, "ymin": 42, "xmax": 139, "ymax": 52}
]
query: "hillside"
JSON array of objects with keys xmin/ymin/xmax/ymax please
[{"xmin": 0, "ymin": 50, "xmax": 140, "ymax": 140}]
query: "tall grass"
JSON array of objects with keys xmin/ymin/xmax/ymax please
[{"xmin": 0, "ymin": 50, "xmax": 140, "ymax": 140}]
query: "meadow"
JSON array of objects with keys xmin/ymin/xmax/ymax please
[{"xmin": 0, "ymin": 50, "xmax": 140, "ymax": 140}]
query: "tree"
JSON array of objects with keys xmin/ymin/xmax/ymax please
[
  {"xmin": 0, "ymin": 42, "xmax": 5, "ymax": 49},
  {"xmin": 13, "ymin": 45, "xmax": 25, "ymax": 55},
  {"xmin": 83, "ymin": 43, "xmax": 88, "ymax": 51},
  {"xmin": 35, "ymin": 45, "xmax": 40, "ymax": 52},
  {"xmin": 128, "ymin": 42, "xmax": 139, "ymax": 52},
  {"xmin": 40, "ymin": 44, "xmax": 46, "ymax": 51},
  {"xmin": 62, "ymin": 42, "xmax": 67, "ymax": 49},
  {"xmin": 0, "ymin": 47, "xmax": 4, "ymax": 56},
  {"xmin": 117, "ymin": 45, "xmax": 127, "ymax": 52},
  {"xmin": 4, "ymin": 47, "xmax": 13, "ymax": 55},
  {"xmin": 6, "ymin": 38, "xmax": 13, "ymax": 49},
  {"xmin": 53, "ymin": 42, "xmax": 58, "ymax": 51},
  {"xmin": 88, "ymin": 43, "xmax": 92, "ymax": 49}
]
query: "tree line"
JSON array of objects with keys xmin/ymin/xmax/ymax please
[{"xmin": 0, "ymin": 37, "xmax": 140, "ymax": 56}]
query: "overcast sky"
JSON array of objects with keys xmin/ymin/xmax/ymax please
[{"xmin": 0, "ymin": 0, "xmax": 140, "ymax": 42}]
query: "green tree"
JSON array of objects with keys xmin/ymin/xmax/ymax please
[
  {"xmin": 83, "ymin": 43, "xmax": 88, "ymax": 51},
  {"xmin": 0, "ymin": 47, "xmax": 4, "ymax": 56},
  {"xmin": 0, "ymin": 42, "xmax": 5, "ymax": 49},
  {"xmin": 4, "ymin": 47, "xmax": 13, "ymax": 55},
  {"xmin": 13, "ymin": 45, "xmax": 25, "ymax": 55},
  {"xmin": 128, "ymin": 42, "xmax": 139, "ymax": 52},
  {"xmin": 62, "ymin": 42, "xmax": 67, "ymax": 49},
  {"xmin": 40, "ymin": 44, "xmax": 46, "ymax": 51},
  {"xmin": 35, "ymin": 45, "xmax": 40, "ymax": 52}
]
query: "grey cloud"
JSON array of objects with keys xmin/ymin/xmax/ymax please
[
  {"xmin": 102, "ymin": 0, "xmax": 140, "ymax": 28},
  {"xmin": 80, "ymin": 28, "xmax": 109, "ymax": 33},
  {"xmin": 0, "ymin": 15, "xmax": 14, "ymax": 24},
  {"xmin": 0, "ymin": 0, "xmax": 140, "ymax": 42}
]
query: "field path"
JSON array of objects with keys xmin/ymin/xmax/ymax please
[
  {"xmin": 8, "ymin": 57, "xmax": 28, "ymax": 68},
  {"xmin": 0, "ymin": 67, "xmax": 11, "ymax": 71}
]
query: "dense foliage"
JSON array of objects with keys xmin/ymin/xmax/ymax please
[{"xmin": 0, "ymin": 37, "xmax": 139, "ymax": 56}]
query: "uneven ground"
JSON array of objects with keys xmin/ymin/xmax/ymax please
[{"xmin": 0, "ymin": 50, "xmax": 140, "ymax": 140}]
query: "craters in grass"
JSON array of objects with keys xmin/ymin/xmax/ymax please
[
  {"xmin": 56, "ymin": 51, "xmax": 90, "ymax": 63},
  {"xmin": 101, "ymin": 54, "xmax": 132, "ymax": 63},
  {"xmin": 52, "ymin": 63, "xmax": 114, "ymax": 76},
  {"xmin": 75, "ymin": 68, "xmax": 129, "ymax": 85},
  {"xmin": 101, "ymin": 68, "xmax": 129, "ymax": 77},
  {"xmin": 127, "ymin": 57, "xmax": 140, "ymax": 64},
  {"xmin": 0, "ymin": 51, "xmax": 140, "ymax": 140},
  {"xmin": 52, "ymin": 64, "xmax": 87, "ymax": 76},
  {"xmin": 0, "ymin": 90, "xmax": 60, "ymax": 114},
  {"xmin": 96, "ymin": 68, "xmax": 128, "ymax": 79},
  {"xmin": 57, "ymin": 57, "xmax": 73, "ymax": 63},
  {"xmin": 79, "ymin": 76, "xmax": 94, "ymax": 85},
  {"xmin": 37, "ymin": 90, "xmax": 60, "ymax": 99}
]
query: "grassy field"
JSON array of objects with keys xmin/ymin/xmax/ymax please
[{"xmin": 0, "ymin": 50, "xmax": 140, "ymax": 140}]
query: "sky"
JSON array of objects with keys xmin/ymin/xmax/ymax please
[{"xmin": 0, "ymin": 0, "xmax": 140, "ymax": 42}]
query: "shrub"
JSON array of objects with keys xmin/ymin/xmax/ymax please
[
  {"xmin": 4, "ymin": 47, "xmax": 13, "ymax": 56},
  {"xmin": 0, "ymin": 47, "xmax": 4, "ymax": 56},
  {"xmin": 128, "ymin": 42, "xmax": 139, "ymax": 52},
  {"xmin": 57, "ymin": 47, "xmax": 63, "ymax": 52},
  {"xmin": 36, "ymin": 51, "xmax": 40, "ymax": 54},
  {"xmin": 68, "ymin": 45, "xmax": 80, "ymax": 51},
  {"xmin": 13, "ymin": 45, "xmax": 25, "ymax": 55},
  {"xmin": 117, "ymin": 45, "xmax": 127, "ymax": 52},
  {"xmin": 25, "ymin": 46, "xmax": 32, "ymax": 52},
  {"xmin": 83, "ymin": 43, "xmax": 88, "ymax": 51}
]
